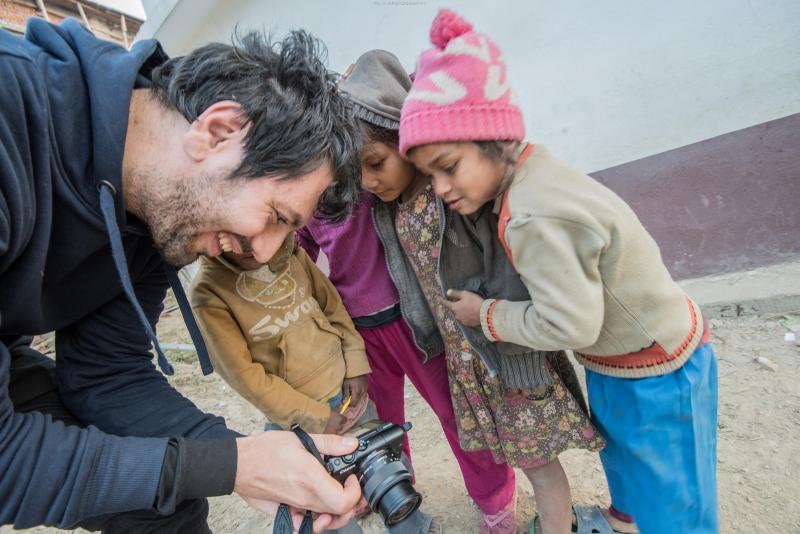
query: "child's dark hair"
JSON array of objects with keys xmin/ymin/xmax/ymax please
[
  {"xmin": 150, "ymin": 29, "xmax": 361, "ymax": 222},
  {"xmin": 477, "ymin": 141, "xmax": 523, "ymax": 192},
  {"xmin": 404, "ymin": 140, "xmax": 521, "ymax": 166},
  {"xmin": 360, "ymin": 120, "xmax": 399, "ymax": 147},
  {"xmin": 476, "ymin": 141, "xmax": 522, "ymax": 167}
]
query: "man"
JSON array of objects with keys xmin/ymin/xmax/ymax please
[{"xmin": 0, "ymin": 17, "xmax": 363, "ymax": 533}]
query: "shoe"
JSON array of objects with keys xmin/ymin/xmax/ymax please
[{"xmin": 427, "ymin": 518, "xmax": 443, "ymax": 533}]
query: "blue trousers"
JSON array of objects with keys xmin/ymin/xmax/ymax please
[{"xmin": 586, "ymin": 343, "xmax": 719, "ymax": 534}]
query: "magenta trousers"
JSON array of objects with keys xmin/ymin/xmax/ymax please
[{"xmin": 357, "ymin": 318, "xmax": 516, "ymax": 514}]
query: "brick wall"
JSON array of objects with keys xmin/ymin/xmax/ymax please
[
  {"xmin": 1, "ymin": 0, "xmax": 142, "ymax": 44},
  {"xmin": 0, "ymin": 0, "xmax": 37, "ymax": 33}
]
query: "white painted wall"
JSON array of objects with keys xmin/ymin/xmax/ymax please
[{"xmin": 138, "ymin": 0, "xmax": 800, "ymax": 172}]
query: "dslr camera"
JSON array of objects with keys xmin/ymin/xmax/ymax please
[{"xmin": 325, "ymin": 420, "xmax": 421, "ymax": 526}]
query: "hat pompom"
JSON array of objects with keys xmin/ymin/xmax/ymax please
[{"xmin": 429, "ymin": 9, "xmax": 473, "ymax": 49}]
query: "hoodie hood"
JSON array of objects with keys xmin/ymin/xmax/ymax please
[
  {"xmin": 0, "ymin": 19, "xmax": 212, "ymax": 375},
  {"xmin": 24, "ymin": 18, "xmax": 166, "ymax": 230}
]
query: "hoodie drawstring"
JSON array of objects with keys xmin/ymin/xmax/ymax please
[
  {"xmin": 98, "ymin": 181, "xmax": 213, "ymax": 376},
  {"xmin": 164, "ymin": 265, "xmax": 214, "ymax": 375}
]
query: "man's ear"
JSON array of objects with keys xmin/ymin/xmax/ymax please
[{"xmin": 183, "ymin": 101, "xmax": 251, "ymax": 162}]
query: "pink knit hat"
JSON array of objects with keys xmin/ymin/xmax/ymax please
[{"xmin": 399, "ymin": 9, "xmax": 524, "ymax": 157}]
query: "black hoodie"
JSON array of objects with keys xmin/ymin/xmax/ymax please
[{"xmin": 0, "ymin": 19, "xmax": 236, "ymax": 528}]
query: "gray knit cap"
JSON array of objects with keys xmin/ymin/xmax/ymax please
[{"xmin": 339, "ymin": 50, "xmax": 411, "ymax": 130}]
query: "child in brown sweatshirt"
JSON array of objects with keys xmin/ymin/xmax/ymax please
[{"xmin": 190, "ymin": 232, "xmax": 371, "ymax": 434}]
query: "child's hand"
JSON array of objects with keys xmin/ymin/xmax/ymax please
[
  {"xmin": 341, "ymin": 404, "xmax": 366, "ymax": 433},
  {"xmin": 439, "ymin": 289, "xmax": 483, "ymax": 327},
  {"xmin": 342, "ymin": 376, "xmax": 369, "ymax": 408},
  {"xmin": 341, "ymin": 376, "xmax": 369, "ymax": 430},
  {"xmin": 324, "ymin": 410, "xmax": 348, "ymax": 435}
]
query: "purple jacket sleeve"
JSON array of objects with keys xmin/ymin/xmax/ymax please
[{"xmin": 296, "ymin": 225, "xmax": 321, "ymax": 262}]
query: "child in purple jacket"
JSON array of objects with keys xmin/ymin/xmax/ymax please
[{"xmin": 299, "ymin": 97, "xmax": 517, "ymax": 533}]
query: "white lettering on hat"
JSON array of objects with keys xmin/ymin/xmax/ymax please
[
  {"xmin": 443, "ymin": 35, "xmax": 491, "ymax": 63},
  {"xmin": 485, "ymin": 64, "xmax": 512, "ymax": 101},
  {"xmin": 406, "ymin": 70, "xmax": 467, "ymax": 105}
]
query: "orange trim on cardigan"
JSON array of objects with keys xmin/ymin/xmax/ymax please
[
  {"xmin": 577, "ymin": 298, "xmax": 709, "ymax": 370},
  {"xmin": 497, "ymin": 143, "xmax": 534, "ymax": 265},
  {"xmin": 486, "ymin": 299, "xmax": 503, "ymax": 341}
]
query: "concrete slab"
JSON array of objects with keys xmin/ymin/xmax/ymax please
[{"xmin": 680, "ymin": 261, "xmax": 800, "ymax": 317}]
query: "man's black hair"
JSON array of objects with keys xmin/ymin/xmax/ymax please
[{"xmin": 151, "ymin": 29, "xmax": 361, "ymax": 221}]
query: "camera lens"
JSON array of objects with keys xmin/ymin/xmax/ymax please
[
  {"xmin": 360, "ymin": 452, "xmax": 422, "ymax": 526},
  {"xmin": 379, "ymin": 480, "xmax": 422, "ymax": 526}
]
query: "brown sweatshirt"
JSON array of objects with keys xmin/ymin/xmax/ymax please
[
  {"xmin": 481, "ymin": 144, "xmax": 706, "ymax": 379},
  {"xmin": 190, "ymin": 235, "xmax": 371, "ymax": 432}
]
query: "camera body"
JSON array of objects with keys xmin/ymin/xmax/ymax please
[
  {"xmin": 325, "ymin": 420, "xmax": 421, "ymax": 526},
  {"xmin": 325, "ymin": 419, "xmax": 407, "ymax": 481}
]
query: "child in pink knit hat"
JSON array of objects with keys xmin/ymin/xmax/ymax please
[{"xmin": 401, "ymin": 9, "xmax": 719, "ymax": 534}]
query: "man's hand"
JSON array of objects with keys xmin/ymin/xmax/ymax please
[
  {"xmin": 439, "ymin": 289, "xmax": 483, "ymax": 327},
  {"xmin": 341, "ymin": 375, "xmax": 369, "ymax": 430},
  {"xmin": 241, "ymin": 495, "xmax": 362, "ymax": 533},
  {"xmin": 234, "ymin": 431, "xmax": 364, "ymax": 532}
]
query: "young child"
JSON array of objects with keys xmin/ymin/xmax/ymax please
[
  {"xmin": 190, "ymin": 232, "xmax": 371, "ymax": 434},
  {"xmin": 350, "ymin": 50, "xmax": 604, "ymax": 534},
  {"xmin": 190, "ymin": 233, "xmax": 438, "ymax": 534},
  {"xmin": 400, "ymin": 10, "xmax": 718, "ymax": 534},
  {"xmin": 297, "ymin": 50, "xmax": 518, "ymax": 534}
]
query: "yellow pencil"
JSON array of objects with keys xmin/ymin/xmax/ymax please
[{"xmin": 339, "ymin": 395, "xmax": 352, "ymax": 414}]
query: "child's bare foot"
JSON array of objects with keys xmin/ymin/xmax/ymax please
[
  {"xmin": 566, "ymin": 505, "xmax": 639, "ymax": 533},
  {"xmin": 600, "ymin": 507, "xmax": 639, "ymax": 533}
]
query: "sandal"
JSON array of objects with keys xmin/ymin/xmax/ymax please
[
  {"xmin": 528, "ymin": 514, "xmax": 542, "ymax": 534},
  {"xmin": 574, "ymin": 504, "xmax": 628, "ymax": 534},
  {"xmin": 528, "ymin": 504, "xmax": 624, "ymax": 534},
  {"xmin": 390, "ymin": 509, "xmax": 441, "ymax": 534}
]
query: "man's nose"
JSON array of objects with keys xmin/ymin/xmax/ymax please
[{"xmin": 249, "ymin": 228, "xmax": 291, "ymax": 264}]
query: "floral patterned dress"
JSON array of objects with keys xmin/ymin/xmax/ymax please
[{"xmin": 394, "ymin": 184, "xmax": 605, "ymax": 468}]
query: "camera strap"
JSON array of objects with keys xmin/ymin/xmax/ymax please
[{"xmin": 272, "ymin": 425, "xmax": 325, "ymax": 534}]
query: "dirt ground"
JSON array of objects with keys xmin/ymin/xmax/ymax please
[{"xmin": 4, "ymin": 310, "xmax": 799, "ymax": 534}]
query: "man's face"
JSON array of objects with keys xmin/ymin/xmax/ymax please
[
  {"xmin": 140, "ymin": 160, "xmax": 332, "ymax": 267},
  {"xmin": 126, "ymin": 99, "xmax": 333, "ymax": 267}
]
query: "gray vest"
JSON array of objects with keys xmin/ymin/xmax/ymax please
[{"xmin": 373, "ymin": 195, "xmax": 554, "ymax": 388}]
